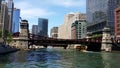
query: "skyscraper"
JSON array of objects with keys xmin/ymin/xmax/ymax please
[
  {"xmin": 71, "ymin": 13, "xmax": 86, "ymax": 39},
  {"xmin": 58, "ymin": 12, "xmax": 86, "ymax": 39},
  {"xmin": 87, "ymin": 0, "xmax": 120, "ymax": 35},
  {"xmin": 58, "ymin": 13, "xmax": 74, "ymax": 39},
  {"xmin": 38, "ymin": 18, "xmax": 48, "ymax": 37},
  {"xmin": 71, "ymin": 20, "xmax": 86, "ymax": 39},
  {"xmin": 114, "ymin": 7, "xmax": 120, "ymax": 40},
  {"xmin": 32, "ymin": 25, "xmax": 38, "ymax": 35},
  {"xmin": 0, "ymin": 1, "xmax": 9, "ymax": 37},
  {"xmin": 12, "ymin": 8, "xmax": 20, "ymax": 33},
  {"xmin": 7, "ymin": 0, "xmax": 14, "ymax": 32},
  {"xmin": 0, "ymin": 0, "xmax": 5, "ymax": 10}
]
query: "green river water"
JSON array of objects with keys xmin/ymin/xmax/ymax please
[{"xmin": 0, "ymin": 48, "xmax": 120, "ymax": 68}]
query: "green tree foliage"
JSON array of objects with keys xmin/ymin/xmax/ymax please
[
  {"xmin": 0, "ymin": 29, "xmax": 2, "ymax": 38},
  {"xmin": 91, "ymin": 34, "xmax": 102, "ymax": 38},
  {"xmin": 4, "ymin": 30, "xmax": 13, "ymax": 44}
]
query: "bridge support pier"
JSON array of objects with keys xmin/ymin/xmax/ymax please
[
  {"xmin": 44, "ymin": 45, "xmax": 48, "ymax": 48},
  {"xmin": 67, "ymin": 44, "xmax": 74, "ymax": 49},
  {"xmin": 101, "ymin": 27, "xmax": 112, "ymax": 52},
  {"xmin": 64, "ymin": 46, "xmax": 67, "ymax": 49}
]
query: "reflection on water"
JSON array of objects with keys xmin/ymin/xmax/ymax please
[{"xmin": 0, "ymin": 48, "xmax": 120, "ymax": 68}]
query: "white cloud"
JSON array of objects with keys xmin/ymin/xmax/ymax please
[
  {"xmin": 44, "ymin": 0, "xmax": 86, "ymax": 7},
  {"xmin": 14, "ymin": 0, "xmax": 86, "ymax": 19},
  {"xmin": 14, "ymin": 1, "xmax": 55, "ymax": 19},
  {"xmin": 14, "ymin": 0, "xmax": 86, "ymax": 8},
  {"xmin": 14, "ymin": 1, "xmax": 31, "ymax": 9},
  {"xmin": 21, "ymin": 8, "xmax": 55, "ymax": 18}
]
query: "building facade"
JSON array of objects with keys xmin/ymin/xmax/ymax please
[
  {"xmin": 114, "ymin": 7, "xmax": 120, "ymax": 40},
  {"xmin": 7, "ymin": 0, "xmax": 14, "ymax": 32},
  {"xmin": 32, "ymin": 25, "xmax": 38, "ymax": 35},
  {"xmin": 71, "ymin": 20, "xmax": 86, "ymax": 39},
  {"xmin": 58, "ymin": 13, "xmax": 74, "ymax": 39},
  {"xmin": 58, "ymin": 12, "xmax": 86, "ymax": 39},
  {"xmin": 0, "ymin": 0, "xmax": 5, "ymax": 10},
  {"xmin": 87, "ymin": 0, "xmax": 120, "ymax": 35},
  {"xmin": 0, "ymin": 1, "xmax": 9, "ymax": 37},
  {"xmin": 12, "ymin": 8, "xmax": 20, "ymax": 33},
  {"xmin": 50, "ymin": 27, "xmax": 58, "ymax": 38},
  {"xmin": 38, "ymin": 18, "xmax": 48, "ymax": 37}
]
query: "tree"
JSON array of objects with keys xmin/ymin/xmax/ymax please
[
  {"xmin": 0, "ymin": 29, "xmax": 2, "ymax": 38},
  {"xmin": 91, "ymin": 34, "xmax": 102, "ymax": 38},
  {"xmin": 4, "ymin": 30, "xmax": 13, "ymax": 44}
]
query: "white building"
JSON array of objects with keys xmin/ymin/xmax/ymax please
[{"xmin": 58, "ymin": 12, "xmax": 86, "ymax": 39}]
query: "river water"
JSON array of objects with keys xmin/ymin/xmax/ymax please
[{"xmin": 0, "ymin": 48, "xmax": 120, "ymax": 68}]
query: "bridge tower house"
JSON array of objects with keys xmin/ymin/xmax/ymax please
[
  {"xmin": 101, "ymin": 27, "xmax": 112, "ymax": 52},
  {"xmin": 19, "ymin": 20, "xmax": 29, "ymax": 49}
]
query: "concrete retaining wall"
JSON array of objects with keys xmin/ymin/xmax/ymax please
[{"xmin": 0, "ymin": 44, "xmax": 19, "ymax": 55}]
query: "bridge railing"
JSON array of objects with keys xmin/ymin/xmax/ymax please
[{"xmin": 29, "ymin": 34, "xmax": 102, "ymax": 44}]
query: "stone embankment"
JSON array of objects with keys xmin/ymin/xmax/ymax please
[{"xmin": 0, "ymin": 44, "xmax": 19, "ymax": 55}]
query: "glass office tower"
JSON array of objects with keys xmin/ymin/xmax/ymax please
[
  {"xmin": 12, "ymin": 8, "xmax": 20, "ymax": 33},
  {"xmin": 32, "ymin": 25, "xmax": 38, "ymax": 35},
  {"xmin": 38, "ymin": 18, "xmax": 48, "ymax": 37},
  {"xmin": 87, "ymin": 0, "xmax": 120, "ymax": 35},
  {"xmin": 7, "ymin": 0, "xmax": 14, "ymax": 32}
]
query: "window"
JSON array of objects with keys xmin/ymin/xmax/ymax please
[
  {"xmin": 117, "ymin": 28, "xmax": 120, "ymax": 31},
  {"xmin": 117, "ymin": 33, "xmax": 120, "ymax": 35},
  {"xmin": 117, "ymin": 24, "xmax": 120, "ymax": 27},
  {"xmin": 117, "ymin": 16, "xmax": 119, "ymax": 19},
  {"xmin": 117, "ymin": 20, "xmax": 120, "ymax": 23}
]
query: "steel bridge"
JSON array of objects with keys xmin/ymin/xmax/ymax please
[
  {"xmin": 29, "ymin": 34, "xmax": 102, "ymax": 44},
  {"xmin": 28, "ymin": 34, "xmax": 103, "ymax": 51},
  {"xmin": 12, "ymin": 33, "xmax": 120, "ymax": 51}
]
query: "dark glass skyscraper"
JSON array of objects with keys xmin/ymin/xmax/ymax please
[
  {"xmin": 87, "ymin": 0, "xmax": 120, "ymax": 35},
  {"xmin": 12, "ymin": 8, "xmax": 20, "ymax": 33},
  {"xmin": 32, "ymin": 25, "xmax": 38, "ymax": 35},
  {"xmin": 0, "ymin": 1, "xmax": 9, "ymax": 38},
  {"xmin": 7, "ymin": 0, "xmax": 14, "ymax": 32},
  {"xmin": 38, "ymin": 18, "xmax": 48, "ymax": 37}
]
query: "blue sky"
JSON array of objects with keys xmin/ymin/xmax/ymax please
[{"xmin": 14, "ymin": 0, "xmax": 86, "ymax": 35}]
